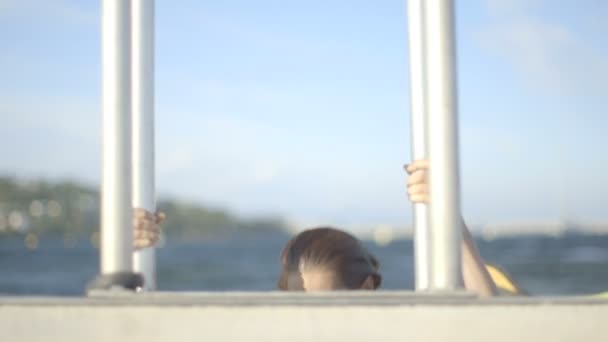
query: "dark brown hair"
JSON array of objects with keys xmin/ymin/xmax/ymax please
[{"xmin": 278, "ymin": 227, "xmax": 381, "ymax": 290}]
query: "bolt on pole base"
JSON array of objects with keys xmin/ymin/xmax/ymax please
[{"xmin": 86, "ymin": 272, "xmax": 144, "ymax": 295}]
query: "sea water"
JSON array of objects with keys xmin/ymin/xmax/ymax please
[{"xmin": 0, "ymin": 233, "xmax": 607, "ymax": 296}]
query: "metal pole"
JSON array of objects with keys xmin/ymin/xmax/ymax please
[
  {"xmin": 424, "ymin": 0, "xmax": 462, "ymax": 290},
  {"xmin": 100, "ymin": 0, "xmax": 133, "ymax": 276},
  {"xmin": 132, "ymin": 0, "xmax": 156, "ymax": 291},
  {"xmin": 406, "ymin": 0, "xmax": 431, "ymax": 291}
]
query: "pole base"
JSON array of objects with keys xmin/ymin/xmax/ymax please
[{"xmin": 86, "ymin": 272, "xmax": 144, "ymax": 295}]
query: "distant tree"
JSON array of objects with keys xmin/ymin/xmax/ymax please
[{"xmin": 0, "ymin": 177, "xmax": 286, "ymax": 239}]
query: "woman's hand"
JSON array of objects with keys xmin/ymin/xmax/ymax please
[
  {"xmin": 405, "ymin": 159, "xmax": 499, "ymax": 296},
  {"xmin": 133, "ymin": 208, "xmax": 165, "ymax": 249},
  {"xmin": 405, "ymin": 159, "xmax": 429, "ymax": 204}
]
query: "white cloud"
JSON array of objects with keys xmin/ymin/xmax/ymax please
[
  {"xmin": 0, "ymin": 94, "xmax": 99, "ymax": 142},
  {"xmin": 0, "ymin": 0, "xmax": 95, "ymax": 26},
  {"xmin": 482, "ymin": 0, "xmax": 543, "ymax": 15},
  {"xmin": 476, "ymin": 1, "xmax": 608, "ymax": 97},
  {"xmin": 0, "ymin": 0, "xmax": 16, "ymax": 11},
  {"xmin": 0, "ymin": 97, "xmax": 100, "ymax": 183}
]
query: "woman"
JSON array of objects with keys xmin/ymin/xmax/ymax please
[
  {"xmin": 277, "ymin": 227, "xmax": 381, "ymax": 291},
  {"xmin": 407, "ymin": 159, "xmax": 498, "ymax": 296},
  {"xmin": 133, "ymin": 159, "xmax": 497, "ymax": 295}
]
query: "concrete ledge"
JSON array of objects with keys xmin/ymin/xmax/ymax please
[{"xmin": 1, "ymin": 292, "xmax": 607, "ymax": 342}]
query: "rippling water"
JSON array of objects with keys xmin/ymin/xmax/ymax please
[{"xmin": 1, "ymin": 233, "xmax": 607, "ymax": 296}]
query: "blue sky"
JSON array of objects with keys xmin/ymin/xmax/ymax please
[{"xmin": 0, "ymin": 0, "xmax": 607, "ymax": 229}]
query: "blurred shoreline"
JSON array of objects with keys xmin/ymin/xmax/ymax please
[{"xmin": 3, "ymin": 177, "xmax": 608, "ymax": 247}]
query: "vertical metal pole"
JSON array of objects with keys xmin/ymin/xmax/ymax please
[
  {"xmin": 406, "ymin": 0, "xmax": 431, "ymax": 291},
  {"xmin": 100, "ymin": 0, "xmax": 133, "ymax": 275},
  {"xmin": 424, "ymin": 0, "xmax": 462, "ymax": 290},
  {"xmin": 132, "ymin": 0, "xmax": 156, "ymax": 291}
]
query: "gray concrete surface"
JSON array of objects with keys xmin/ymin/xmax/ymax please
[{"xmin": 1, "ymin": 291, "xmax": 606, "ymax": 342}]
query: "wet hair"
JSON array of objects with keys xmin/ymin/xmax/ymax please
[{"xmin": 278, "ymin": 227, "xmax": 381, "ymax": 291}]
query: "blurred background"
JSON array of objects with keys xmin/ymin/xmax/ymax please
[{"xmin": 0, "ymin": 0, "xmax": 607, "ymax": 296}]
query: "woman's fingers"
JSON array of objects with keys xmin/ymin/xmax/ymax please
[
  {"xmin": 133, "ymin": 224, "xmax": 160, "ymax": 250},
  {"xmin": 405, "ymin": 159, "xmax": 429, "ymax": 204},
  {"xmin": 134, "ymin": 224, "xmax": 160, "ymax": 238},
  {"xmin": 132, "ymin": 208, "xmax": 163, "ymax": 249},
  {"xmin": 132, "ymin": 208, "xmax": 162, "ymax": 231},
  {"xmin": 155, "ymin": 211, "xmax": 166, "ymax": 224},
  {"xmin": 134, "ymin": 208, "xmax": 165, "ymax": 223},
  {"xmin": 134, "ymin": 236, "xmax": 159, "ymax": 249},
  {"xmin": 410, "ymin": 193, "xmax": 429, "ymax": 204},
  {"xmin": 133, "ymin": 222, "xmax": 160, "ymax": 235},
  {"xmin": 405, "ymin": 159, "xmax": 429, "ymax": 175},
  {"xmin": 407, "ymin": 183, "xmax": 428, "ymax": 198},
  {"xmin": 408, "ymin": 183, "xmax": 430, "ymax": 203},
  {"xmin": 407, "ymin": 183, "xmax": 427, "ymax": 195},
  {"xmin": 407, "ymin": 169, "xmax": 427, "ymax": 187},
  {"xmin": 134, "ymin": 207, "xmax": 156, "ymax": 221}
]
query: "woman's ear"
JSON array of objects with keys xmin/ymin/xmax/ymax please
[
  {"xmin": 280, "ymin": 239, "xmax": 294, "ymax": 265},
  {"xmin": 361, "ymin": 273, "xmax": 381, "ymax": 290},
  {"xmin": 277, "ymin": 271, "xmax": 288, "ymax": 290}
]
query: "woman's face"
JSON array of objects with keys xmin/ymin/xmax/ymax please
[
  {"xmin": 284, "ymin": 268, "xmax": 376, "ymax": 292},
  {"xmin": 286, "ymin": 269, "xmax": 342, "ymax": 292}
]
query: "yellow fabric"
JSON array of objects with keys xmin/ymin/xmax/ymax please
[
  {"xmin": 485, "ymin": 264, "xmax": 608, "ymax": 298},
  {"xmin": 485, "ymin": 263, "xmax": 525, "ymax": 295}
]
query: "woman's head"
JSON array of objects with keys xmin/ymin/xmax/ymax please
[{"xmin": 278, "ymin": 227, "xmax": 381, "ymax": 291}]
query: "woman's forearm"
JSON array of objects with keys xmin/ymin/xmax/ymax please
[
  {"xmin": 405, "ymin": 160, "xmax": 497, "ymax": 296},
  {"xmin": 460, "ymin": 217, "xmax": 498, "ymax": 297}
]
